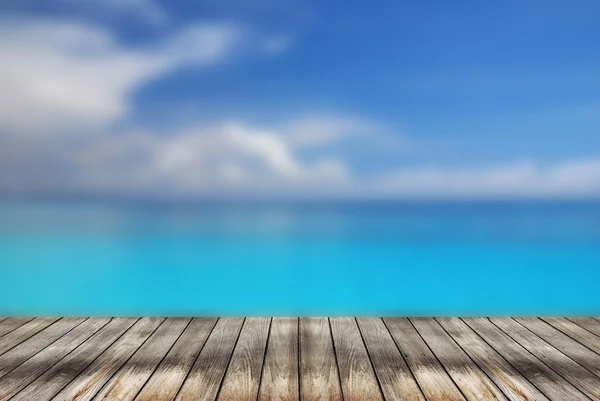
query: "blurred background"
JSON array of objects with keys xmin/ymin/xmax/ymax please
[{"xmin": 0, "ymin": 1, "xmax": 599, "ymax": 315}]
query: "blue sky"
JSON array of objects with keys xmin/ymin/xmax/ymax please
[{"xmin": 0, "ymin": 0, "xmax": 599, "ymax": 198}]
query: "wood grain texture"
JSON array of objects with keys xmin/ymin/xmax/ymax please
[
  {"xmin": 0, "ymin": 318, "xmax": 34, "ymax": 339},
  {"xmin": 176, "ymin": 317, "xmax": 245, "ymax": 401},
  {"xmin": 0, "ymin": 317, "xmax": 85, "ymax": 379},
  {"xmin": 258, "ymin": 317, "xmax": 300, "ymax": 401},
  {"xmin": 0, "ymin": 317, "xmax": 58, "ymax": 356},
  {"xmin": 357, "ymin": 317, "xmax": 424, "ymax": 401},
  {"xmin": 48, "ymin": 318, "xmax": 162, "ymax": 401},
  {"xmin": 330, "ymin": 317, "xmax": 383, "ymax": 401},
  {"xmin": 218, "ymin": 317, "xmax": 271, "ymax": 401},
  {"xmin": 0, "ymin": 318, "xmax": 112, "ymax": 401},
  {"xmin": 299, "ymin": 317, "xmax": 342, "ymax": 401},
  {"xmin": 440, "ymin": 318, "xmax": 548, "ymax": 401},
  {"xmin": 8, "ymin": 318, "xmax": 135, "ymax": 401},
  {"xmin": 135, "ymin": 318, "xmax": 218, "ymax": 401},
  {"xmin": 569, "ymin": 317, "xmax": 600, "ymax": 337},
  {"xmin": 486, "ymin": 318, "xmax": 596, "ymax": 400},
  {"xmin": 542, "ymin": 317, "xmax": 600, "ymax": 355},
  {"xmin": 411, "ymin": 318, "xmax": 507, "ymax": 401},
  {"xmin": 384, "ymin": 318, "xmax": 465, "ymax": 401},
  {"xmin": 513, "ymin": 317, "xmax": 600, "ymax": 379},
  {"xmin": 92, "ymin": 318, "xmax": 191, "ymax": 400},
  {"xmin": 1, "ymin": 317, "xmax": 599, "ymax": 401}
]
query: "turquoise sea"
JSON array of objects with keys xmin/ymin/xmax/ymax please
[{"xmin": 0, "ymin": 200, "xmax": 599, "ymax": 316}]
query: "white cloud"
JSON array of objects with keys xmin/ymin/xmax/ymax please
[
  {"xmin": 278, "ymin": 115, "xmax": 400, "ymax": 152},
  {"xmin": 160, "ymin": 24, "xmax": 243, "ymax": 64},
  {"xmin": 281, "ymin": 116, "xmax": 366, "ymax": 148},
  {"xmin": 2, "ymin": 114, "xmax": 599, "ymax": 199},
  {"xmin": 0, "ymin": 19, "xmax": 241, "ymax": 135},
  {"xmin": 0, "ymin": 16, "xmax": 598, "ymax": 200},
  {"xmin": 371, "ymin": 160, "xmax": 600, "ymax": 198},
  {"xmin": 227, "ymin": 124, "xmax": 304, "ymax": 177},
  {"xmin": 0, "ymin": 122, "xmax": 350, "ymax": 197}
]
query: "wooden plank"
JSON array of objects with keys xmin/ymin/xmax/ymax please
[
  {"xmin": 411, "ymin": 318, "xmax": 507, "ymax": 401},
  {"xmin": 439, "ymin": 318, "xmax": 548, "ymax": 401},
  {"xmin": 46, "ymin": 318, "xmax": 162, "ymax": 401},
  {"xmin": 0, "ymin": 316, "xmax": 596, "ymax": 401},
  {"xmin": 568, "ymin": 317, "xmax": 600, "ymax": 337},
  {"xmin": 0, "ymin": 318, "xmax": 112, "ymax": 401},
  {"xmin": 258, "ymin": 317, "xmax": 299, "ymax": 401},
  {"xmin": 7, "ymin": 318, "xmax": 135, "ymax": 401},
  {"xmin": 487, "ymin": 318, "xmax": 598, "ymax": 400},
  {"xmin": 299, "ymin": 317, "xmax": 343, "ymax": 401},
  {"xmin": 176, "ymin": 317, "xmax": 245, "ymax": 401},
  {"xmin": 12, "ymin": 318, "xmax": 137, "ymax": 401},
  {"xmin": 542, "ymin": 317, "xmax": 600, "ymax": 355},
  {"xmin": 0, "ymin": 317, "xmax": 86, "ymax": 379},
  {"xmin": 472, "ymin": 318, "xmax": 600, "ymax": 400},
  {"xmin": 0, "ymin": 318, "xmax": 33, "ymax": 338},
  {"xmin": 92, "ymin": 318, "xmax": 191, "ymax": 400},
  {"xmin": 330, "ymin": 317, "xmax": 383, "ymax": 401},
  {"xmin": 217, "ymin": 318, "xmax": 271, "ymax": 401},
  {"xmin": 134, "ymin": 318, "xmax": 218, "ymax": 401},
  {"xmin": 513, "ymin": 317, "xmax": 600, "ymax": 378},
  {"xmin": 0, "ymin": 317, "xmax": 58, "ymax": 356},
  {"xmin": 384, "ymin": 318, "xmax": 465, "ymax": 401},
  {"xmin": 356, "ymin": 317, "xmax": 424, "ymax": 401}
]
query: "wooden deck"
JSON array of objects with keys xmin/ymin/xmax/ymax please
[{"xmin": 0, "ymin": 318, "xmax": 599, "ymax": 400}]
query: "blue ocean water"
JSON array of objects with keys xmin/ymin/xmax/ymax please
[{"xmin": 0, "ymin": 200, "xmax": 599, "ymax": 316}]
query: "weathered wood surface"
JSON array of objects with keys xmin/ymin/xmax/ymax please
[
  {"xmin": 568, "ymin": 317, "xmax": 600, "ymax": 337},
  {"xmin": 0, "ymin": 317, "xmax": 85, "ymax": 379},
  {"xmin": 0, "ymin": 318, "xmax": 34, "ymax": 339},
  {"xmin": 217, "ymin": 317, "xmax": 270, "ymax": 401},
  {"xmin": 441, "ymin": 318, "xmax": 548, "ymax": 401},
  {"xmin": 175, "ymin": 318, "xmax": 244, "ymax": 401},
  {"xmin": 512, "ymin": 317, "xmax": 600, "ymax": 379},
  {"xmin": 13, "ymin": 318, "xmax": 138, "ymax": 401},
  {"xmin": 384, "ymin": 318, "xmax": 465, "ymax": 401},
  {"xmin": 410, "ymin": 318, "xmax": 507, "ymax": 401},
  {"xmin": 543, "ymin": 317, "xmax": 600, "ymax": 355},
  {"xmin": 470, "ymin": 317, "xmax": 589, "ymax": 400},
  {"xmin": 0, "ymin": 318, "xmax": 111, "ymax": 400},
  {"xmin": 488, "ymin": 318, "xmax": 596, "ymax": 400},
  {"xmin": 258, "ymin": 317, "xmax": 299, "ymax": 401},
  {"xmin": 299, "ymin": 317, "xmax": 342, "ymax": 401},
  {"xmin": 330, "ymin": 317, "xmax": 383, "ymax": 401},
  {"xmin": 135, "ymin": 318, "xmax": 218, "ymax": 401},
  {"xmin": 51, "ymin": 318, "xmax": 163, "ymax": 401},
  {"xmin": 0, "ymin": 317, "xmax": 599, "ymax": 401},
  {"xmin": 357, "ymin": 317, "xmax": 424, "ymax": 401},
  {"xmin": 0, "ymin": 317, "xmax": 58, "ymax": 355},
  {"xmin": 93, "ymin": 318, "xmax": 191, "ymax": 400}
]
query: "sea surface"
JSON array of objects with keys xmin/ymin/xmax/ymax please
[{"xmin": 1, "ymin": 200, "xmax": 599, "ymax": 316}]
